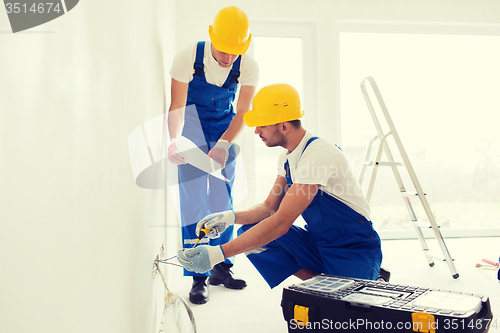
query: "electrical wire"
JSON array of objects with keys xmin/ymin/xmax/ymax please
[
  {"xmin": 154, "ymin": 257, "xmax": 197, "ymax": 333},
  {"xmin": 156, "ymin": 229, "xmax": 211, "ymax": 332},
  {"xmin": 156, "ymin": 255, "xmax": 183, "ymax": 268}
]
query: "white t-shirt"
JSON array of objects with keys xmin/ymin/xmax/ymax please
[
  {"xmin": 277, "ymin": 131, "xmax": 371, "ymax": 220},
  {"xmin": 169, "ymin": 41, "xmax": 259, "ymax": 87}
]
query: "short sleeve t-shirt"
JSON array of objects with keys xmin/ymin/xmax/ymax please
[
  {"xmin": 277, "ymin": 131, "xmax": 371, "ymax": 220},
  {"xmin": 169, "ymin": 41, "xmax": 259, "ymax": 87}
]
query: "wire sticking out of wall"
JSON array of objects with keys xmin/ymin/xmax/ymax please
[
  {"xmin": 153, "ymin": 251, "xmax": 197, "ymax": 333},
  {"xmin": 156, "ymin": 255, "xmax": 184, "ymax": 268}
]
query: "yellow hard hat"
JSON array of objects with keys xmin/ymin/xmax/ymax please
[
  {"xmin": 244, "ymin": 84, "xmax": 305, "ymax": 127},
  {"xmin": 209, "ymin": 6, "xmax": 252, "ymax": 55}
]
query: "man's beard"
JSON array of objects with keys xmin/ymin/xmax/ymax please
[{"xmin": 263, "ymin": 127, "xmax": 286, "ymax": 148}]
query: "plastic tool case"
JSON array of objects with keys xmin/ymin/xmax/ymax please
[{"xmin": 282, "ymin": 274, "xmax": 493, "ymax": 332}]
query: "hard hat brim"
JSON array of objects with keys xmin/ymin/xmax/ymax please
[{"xmin": 244, "ymin": 109, "xmax": 305, "ymax": 127}]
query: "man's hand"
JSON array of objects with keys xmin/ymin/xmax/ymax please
[
  {"xmin": 208, "ymin": 139, "xmax": 231, "ymax": 168},
  {"xmin": 167, "ymin": 138, "xmax": 187, "ymax": 165},
  {"xmin": 177, "ymin": 245, "xmax": 225, "ymax": 274},
  {"xmin": 195, "ymin": 210, "xmax": 235, "ymax": 239}
]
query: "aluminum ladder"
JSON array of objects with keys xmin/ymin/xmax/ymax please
[{"xmin": 358, "ymin": 76, "xmax": 459, "ymax": 279}]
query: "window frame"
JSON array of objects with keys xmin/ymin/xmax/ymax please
[{"xmin": 235, "ymin": 19, "xmax": 319, "ymax": 210}]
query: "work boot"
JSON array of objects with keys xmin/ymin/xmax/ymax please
[
  {"xmin": 208, "ymin": 263, "xmax": 247, "ymax": 289},
  {"xmin": 188, "ymin": 276, "xmax": 209, "ymax": 304},
  {"xmin": 377, "ymin": 267, "xmax": 391, "ymax": 282}
]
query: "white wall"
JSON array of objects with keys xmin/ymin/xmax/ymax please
[{"xmin": 0, "ymin": 1, "xmax": 177, "ymax": 332}]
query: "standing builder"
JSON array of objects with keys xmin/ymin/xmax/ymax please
[{"xmin": 167, "ymin": 6, "xmax": 259, "ymax": 304}]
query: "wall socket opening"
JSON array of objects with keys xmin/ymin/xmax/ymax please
[{"xmin": 152, "ymin": 243, "xmax": 166, "ymax": 279}]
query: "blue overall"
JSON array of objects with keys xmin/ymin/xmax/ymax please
[
  {"xmin": 178, "ymin": 41, "xmax": 240, "ymax": 277},
  {"xmin": 238, "ymin": 137, "xmax": 382, "ymax": 288}
]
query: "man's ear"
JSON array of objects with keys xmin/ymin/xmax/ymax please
[{"xmin": 280, "ymin": 122, "xmax": 291, "ymax": 134}]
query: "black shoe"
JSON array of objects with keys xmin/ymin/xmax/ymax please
[
  {"xmin": 189, "ymin": 277, "xmax": 209, "ymax": 304},
  {"xmin": 377, "ymin": 267, "xmax": 391, "ymax": 282},
  {"xmin": 209, "ymin": 263, "xmax": 247, "ymax": 289}
]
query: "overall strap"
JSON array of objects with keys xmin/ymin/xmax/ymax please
[
  {"xmin": 299, "ymin": 137, "xmax": 320, "ymax": 159},
  {"xmin": 193, "ymin": 41, "xmax": 206, "ymax": 81},
  {"xmin": 284, "ymin": 137, "xmax": 320, "ymax": 187},
  {"xmin": 284, "ymin": 160, "xmax": 292, "ymax": 186}
]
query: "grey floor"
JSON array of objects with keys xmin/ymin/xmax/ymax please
[{"xmin": 170, "ymin": 237, "xmax": 500, "ymax": 333}]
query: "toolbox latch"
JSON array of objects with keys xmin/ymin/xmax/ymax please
[
  {"xmin": 294, "ymin": 304, "xmax": 310, "ymax": 327},
  {"xmin": 411, "ymin": 312, "xmax": 436, "ymax": 333}
]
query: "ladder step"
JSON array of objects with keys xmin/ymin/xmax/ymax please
[
  {"xmin": 422, "ymin": 249, "xmax": 454, "ymax": 262},
  {"xmin": 412, "ymin": 221, "xmax": 433, "ymax": 229},
  {"xmin": 411, "ymin": 220, "xmax": 440, "ymax": 229},
  {"xmin": 400, "ymin": 191, "xmax": 426, "ymax": 197},
  {"xmin": 363, "ymin": 161, "xmax": 404, "ymax": 166}
]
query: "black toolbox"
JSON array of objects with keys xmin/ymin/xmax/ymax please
[{"xmin": 282, "ymin": 274, "xmax": 493, "ymax": 332}]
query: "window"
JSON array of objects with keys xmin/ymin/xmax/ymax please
[{"xmin": 339, "ymin": 31, "xmax": 500, "ymax": 237}]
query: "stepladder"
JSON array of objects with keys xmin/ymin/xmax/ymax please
[{"xmin": 358, "ymin": 76, "xmax": 459, "ymax": 279}]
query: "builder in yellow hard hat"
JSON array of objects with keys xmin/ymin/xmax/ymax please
[
  {"xmin": 177, "ymin": 83, "xmax": 383, "ymax": 291},
  {"xmin": 167, "ymin": 6, "xmax": 259, "ymax": 304}
]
